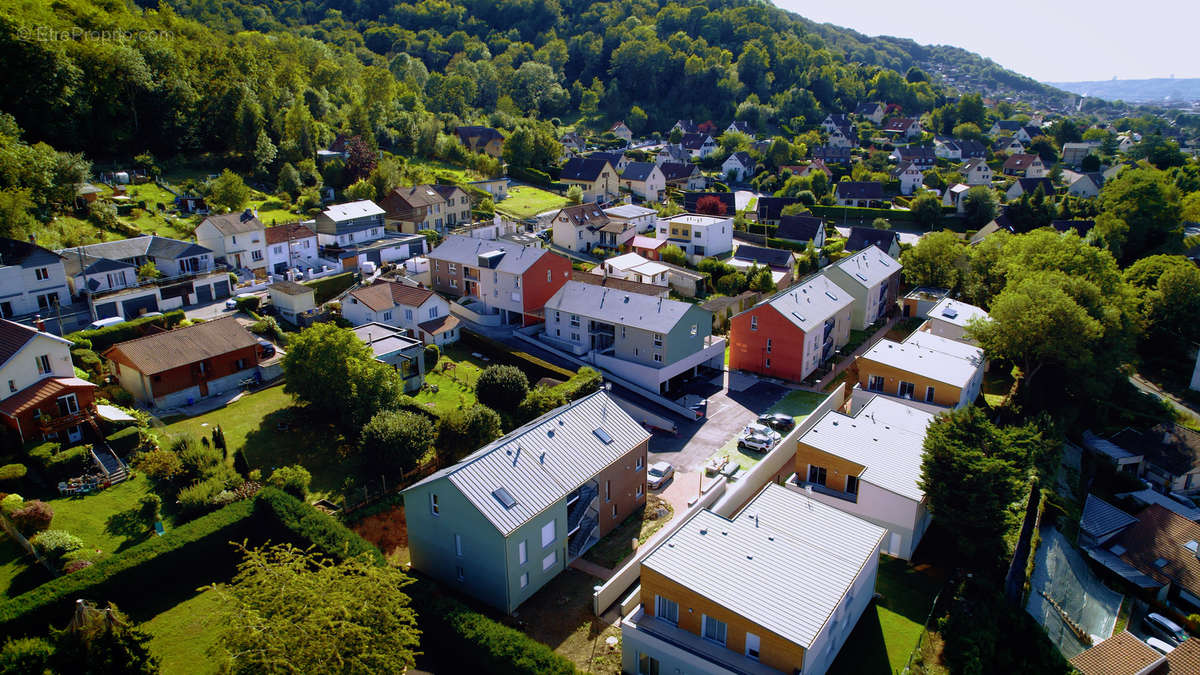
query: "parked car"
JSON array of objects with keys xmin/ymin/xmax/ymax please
[
  {"xmin": 647, "ymin": 461, "xmax": 674, "ymax": 489},
  {"xmin": 1145, "ymin": 612, "xmax": 1189, "ymax": 645},
  {"xmin": 1146, "ymin": 637, "xmax": 1175, "ymax": 654},
  {"xmin": 88, "ymin": 316, "xmax": 125, "ymax": 330},
  {"xmin": 756, "ymin": 413, "xmax": 795, "ymax": 432},
  {"xmin": 257, "ymin": 340, "xmax": 276, "ymax": 359},
  {"xmin": 738, "ymin": 423, "xmax": 780, "ymax": 452},
  {"xmin": 226, "ymin": 292, "xmax": 256, "ymax": 310}
]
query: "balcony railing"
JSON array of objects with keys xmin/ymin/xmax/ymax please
[
  {"xmin": 88, "ymin": 264, "xmax": 227, "ymax": 299},
  {"xmin": 790, "ymin": 476, "xmax": 858, "ymax": 503},
  {"xmin": 36, "ymin": 408, "xmax": 94, "ymax": 431}
]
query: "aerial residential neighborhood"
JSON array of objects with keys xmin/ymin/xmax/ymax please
[{"xmin": 1, "ymin": 1, "xmax": 1199, "ymax": 674}]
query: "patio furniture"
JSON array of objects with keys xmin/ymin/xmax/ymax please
[{"xmin": 154, "ymin": 521, "xmax": 165, "ymax": 537}]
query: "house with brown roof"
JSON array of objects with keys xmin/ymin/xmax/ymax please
[
  {"xmin": 1110, "ymin": 424, "xmax": 1200, "ymax": 496},
  {"xmin": 455, "ymin": 126, "xmax": 504, "ymax": 158},
  {"xmin": 883, "ymin": 117, "xmax": 922, "ymax": 139},
  {"xmin": 195, "ymin": 210, "xmax": 267, "ymax": 273},
  {"xmin": 264, "ymin": 223, "xmax": 318, "ymax": 275},
  {"xmin": 0, "ymin": 319, "xmax": 97, "ymax": 445},
  {"xmin": 103, "ymin": 317, "xmax": 260, "ymax": 409},
  {"xmin": 550, "ymin": 203, "xmax": 613, "ymax": 253},
  {"xmin": 1102, "ymin": 503, "xmax": 1200, "ymax": 612},
  {"xmin": 341, "ymin": 280, "xmax": 458, "ymax": 346},
  {"xmin": 379, "ymin": 185, "xmax": 472, "ymax": 234},
  {"xmin": 1002, "ymin": 153, "xmax": 1047, "ymax": 177},
  {"xmin": 1068, "ymin": 631, "xmax": 1167, "ymax": 675}
]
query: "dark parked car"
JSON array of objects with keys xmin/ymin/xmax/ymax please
[
  {"xmin": 257, "ymin": 340, "xmax": 276, "ymax": 359},
  {"xmin": 757, "ymin": 413, "xmax": 795, "ymax": 432}
]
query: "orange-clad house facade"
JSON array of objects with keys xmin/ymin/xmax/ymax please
[{"xmin": 728, "ymin": 274, "xmax": 854, "ymax": 383}]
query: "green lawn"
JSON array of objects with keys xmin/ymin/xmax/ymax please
[
  {"xmin": 829, "ymin": 556, "xmax": 943, "ymax": 675},
  {"xmin": 160, "ymin": 384, "xmax": 356, "ymax": 500},
  {"xmin": 982, "ymin": 366, "xmax": 1016, "ymax": 408},
  {"xmin": 140, "ymin": 587, "xmax": 227, "ymax": 675},
  {"xmin": 412, "ymin": 345, "xmax": 490, "ymax": 416},
  {"xmin": 407, "ymin": 157, "xmax": 484, "ymax": 183},
  {"xmin": 43, "ymin": 473, "xmax": 174, "ymax": 562},
  {"xmin": 494, "ymin": 185, "xmax": 569, "ymax": 219},
  {"xmin": 583, "ymin": 495, "xmax": 673, "ymax": 569},
  {"xmin": 0, "ymin": 531, "xmax": 50, "ymax": 599}
]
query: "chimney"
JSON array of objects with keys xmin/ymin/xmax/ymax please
[{"xmin": 35, "ymin": 316, "xmax": 45, "ymax": 331}]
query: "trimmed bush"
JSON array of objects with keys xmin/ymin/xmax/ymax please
[
  {"xmin": 29, "ymin": 446, "xmax": 90, "ymax": 482},
  {"xmin": 134, "ymin": 448, "xmax": 183, "ymax": 483},
  {"xmin": 11, "ymin": 500, "xmax": 52, "ymax": 536},
  {"xmin": 30, "ymin": 530, "xmax": 84, "ymax": 566},
  {"xmin": 266, "ymin": 465, "xmax": 312, "ymax": 501},
  {"xmin": 475, "ymin": 365, "xmax": 529, "ymax": 413},
  {"xmin": 253, "ymin": 487, "xmax": 383, "ymax": 564},
  {"xmin": 304, "ymin": 272, "xmax": 356, "ymax": 304},
  {"xmin": 177, "ymin": 477, "xmax": 226, "ymax": 517},
  {"xmin": 105, "ymin": 427, "xmax": 141, "ymax": 454},
  {"xmin": 70, "ymin": 348, "xmax": 101, "ymax": 371},
  {"xmin": 235, "ymin": 295, "xmax": 261, "ymax": 313},
  {"xmin": 0, "ymin": 464, "xmax": 26, "ymax": 486},
  {"xmin": 408, "ymin": 583, "xmax": 576, "ymax": 675},
  {"xmin": 0, "ymin": 494, "xmax": 23, "ymax": 516},
  {"xmin": 557, "ymin": 367, "xmax": 602, "ymax": 402},
  {"xmin": 65, "ymin": 310, "xmax": 185, "ymax": 353}
]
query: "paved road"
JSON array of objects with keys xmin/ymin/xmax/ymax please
[{"xmin": 1129, "ymin": 373, "xmax": 1200, "ymax": 425}]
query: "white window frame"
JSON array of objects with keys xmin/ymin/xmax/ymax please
[
  {"xmin": 430, "ymin": 493, "xmax": 439, "ymax": 516},
  {"xmin": 518, "ymin": 540, "xmax": 527, "ymax": 565},
  {"xmin": 541, "ymin": 520, "xmax": 556, "ymax": 547},
  {"xmin": 702, "ymin": 615, "xmax": 727, "ymax": 646},
  {"xmin": 750, "ymin": 315, "xmax": 758, "ymax": 331},
  {"xmin": 520, "ymin": 572, "xmax": 529, "ymax": 588},
  {"xmin": 745, "ymin": 632, "xmax": 761, "ymax": 661},
  {"xmin": 541, "ymin": 550, "xmax": 557, "ymax": 571}
]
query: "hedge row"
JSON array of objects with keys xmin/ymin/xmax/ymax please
[
  {"xmin": 506, "ymin": 165, "xmax": 552, "ymax": 187},
  {"xmin": 104, "ymin": 427, "xmax": 140, "ymax": 454},
  {"xmin": 66, "ymin": 310, "xmax": 185, "ymax": 353},
  {"xmin": 407, "ymin": 582, "xmax": 577, "ymax": 675},
  {"xmin": 303, "ymin": 272, "xmax": 356, "ymax": 304},
  {"xmin": 0, "ymin": 499, "xmax": 259, "ymax": 632},
  {"xmin": 809, "ymin": 204, "xmax": 918, "ymax": 221},
  {"xmin": 252, "ymin": 487, "xmax": 384, "ymax": 565},
  {"xmin": 27, "ymin": 443, "xmax": 90, "ymax": 482}
]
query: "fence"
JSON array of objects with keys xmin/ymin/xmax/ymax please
[
  {"xmin": 901, "ymin": 577, "xmax": 953, "ymax": 675},
  {"xmin": 338, "ymin": 457, "xmax": 439, "ymax": 518},
  {"xmin": 591, "ymin": 476, "xmax": 728, "ymax": 616},
  {"xmin": 1004, "ymin": 481, "xmax": 1043, "ymax": 603}
]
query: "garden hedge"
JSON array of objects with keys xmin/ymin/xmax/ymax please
[
  {"xmin": 809, "ymin": 204, "xmax": 918, "ymax": 221},
  {"xmin": 407, "ymin": 582, "xmax": 577, "ymax": 675},
  {"xmin": 104, "ymin": 427, "xmax": 140, "ymax": 454},
  {"xmin": 303, "ymin": 272, "xmax": 356, "ymax": 304},
  {"xmin": 66, "ymin": 310, "xmax": 185, "ymax": 353}
]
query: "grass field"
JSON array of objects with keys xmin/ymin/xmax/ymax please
[
  {"xmin": 0, "ymin": 531, "xmax": 50, "ymax": 599},
  {"xmin": 413, "ymin": 345, "xmax": 492, "ymax": 416},
  {"xmin": 494, "ymin": 185, "xmax": 569, "ymax": 219},
  {"xmin": 160, "ymin": 384, "xmax": 356, "ymax": 500},
  {"xmin": 407, "ymin": 157, "xmax": 485, "ymax": 183},
  {"xmin": 829, "ymin": 556, "xmax": 944, "ymax": 675},
  {"xmin": 44, "ymin": 473, "xmax": 175, "ymax": 562},
  {"xmin": 140, "ymin": 586, "xmax": 227, "ymax": 675}
]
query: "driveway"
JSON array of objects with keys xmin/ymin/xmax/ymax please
[
  {"xmin": 185, "ymin": 298, "xmax": 238, "ymax": 321},
  {"xmin": 648, "ymin": 372, "xmax": 788, "ymax": 472}
]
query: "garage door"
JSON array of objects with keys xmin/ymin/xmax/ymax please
[
  {"xmin": 95, "ymin": 302, "xmax": 118, "ymax": 319},
  {"xmin": 196, "ymin": 284, "xmax": 213, "ymax": 303},
  {"xmin": 213, "ymin": 280, "xmax": 230, "ymax": 298},
  {"xmin": 121, "ymin": 295, "xmax": 159, "ymax": 318}
]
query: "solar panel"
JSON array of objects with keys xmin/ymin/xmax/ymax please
[
  {"xmin": 493, "ymin": 487, "xmax": 517, "ymax": 509},
  {"xmin": 941, "ymin": 307, "xmax": 959, "ymax": 319},
  {"xmin": 593, "ymin": 427, "xmax": 613, "ymax": 444}
]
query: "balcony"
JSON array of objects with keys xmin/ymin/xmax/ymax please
[
  {"xmin": 36, "ymin": 408, "xmax": 94, "ymax": 432},
  {"xmin": 622, "ymin": 607, "xmax": 784, "ymax": 675},
  {"xmin": 788, "ymin": 475, "xmax": 858, "ymax": 504}
]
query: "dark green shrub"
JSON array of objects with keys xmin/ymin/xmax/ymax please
[
  {"xmin": 0, "ymin": 636, "xmax": 54, "ymax": 673},
  {"xmin": 177, "ymin": 477, "xmax": 226, "ymax": 517},
  {"xmin": 475, "ymin": 365, "xmax": 529, "ymax": 413},
  {"xmin": 30, "ymin": 530, "xmax": 84, "ymax": 566},
  {"xmin": 134, "ymin": 448, "xmax": 183, "ymax": 483},
  {"xmin": 0, "ymin": 464, "xmax": 26, "ymax": 486},
  {"xmin": 70, "ymin": 348, "xmax": 101, "ymax": 371},
  {"xmin": 33, "ymin": 446, "xmax": 90, "ymax": 481},
  {"xmin": 235, "ymin": 295, "xmax": 261, "ymax": 313},
  {"xmin": 424, "ymin": 344, "xmax": 440, "ymax": 371},
  {"xmin": 105, "ymin": 427, "xmax": 141, "ymax": 454},
  {"xmin": 65, "ymin": 310, "xmax": 185, "ymax": 353},
  {"xmin": 303, "ymin": 272, "xmax": 356, "ymax": 304},
  {"xmin": 266, "ymin": 465, "xmax": 311, "ymax": 501},
  {"xmin": 557, "ymin": 367, "xmax": 602, "ymax": 401},
  {"xmin": 253, "ymin": 488, "xmax": 383, "ymax": 564}
]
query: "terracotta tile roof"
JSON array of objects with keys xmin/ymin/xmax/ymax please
[
  {"xmin": 264, "ymin": 223, "xmax": 316, "ymax": 245},
  {"xmin": 418, "ymin": 314, "xmax": 459, "ymax": 336},
  {"xmin": 0, "ymin": 319, "xmax": 39, "ymax": 367},
  {"xmin": 348, "ymin": 281, "xmax": 435, "ymax": 313},
  {"xmin": 1161, "ymin": 637, "xmax": 1200, "ymax": 672},
  {"xmin": 0, "ymin": 377, "xmax": 96, "ymax": 417},
  {"xmin": 1112, "ymin": 503, "xmax": 1200, "ymax": 595},
  {"xmin": 1069, "ymin": 632, "xmax": 1163, "ymax": 675},
  {"xmin": 102, "ymin": 317, "xmax": 257, "ymax": 375}
]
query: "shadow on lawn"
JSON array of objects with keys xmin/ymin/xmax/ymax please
[
  {"xmin": 829, "ymin": 606, "xmax": 890, "ymax": 674},
  {"xmin": 3, "ymin": 554, "xmax": 52, "ymax": 599},
  {"xmin": 106, "ymin": 507, "xmax": 153, "ymax": 552},
  {"xmin": 241, "ymin": 408, "xmax": 357, "ymax": 495}
]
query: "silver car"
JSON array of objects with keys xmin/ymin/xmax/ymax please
[{"xmin": 647, "ymin": 461, "xmax": 674, "ymax": 489}]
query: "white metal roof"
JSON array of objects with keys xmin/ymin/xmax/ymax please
[
  {"xmin": 927, "ymin": 297, "xmax": 989, "ymax": 329},
  {"xmin": 830, "ymin": 245, "xmax": 901, "ymax": 289},
  {"xmin": 902, "ymin": 331, "xmax": 985, "ymax": 362},
  {"xmin": 642, "ymin": 484, "xmax": 885, "ymax": 649},
  {"xmin": 662, "ymin": 213, "xmax": 730, "ymax": 229},
  {"xmin": 759, "ymin": 274, "xmax": 854, "ymax": 332},
  {"xmin": 797, "ymin": 396, "xmax": 934, "ymax": 501},
  {"xmin": 604, "ymin": 204, "xmax": 657, "ymax": 219},
  {"xmin": 322, "ymin": 200, "xmax": 385, "ymax": 221},
  {"xmin": 860, "ymin": 336, "xmax": 983, "ymax": 388},
  {"xmin": 428, "ymin": 234, "xmax": 550, "ymax": 275},
  {"xmin": 544, "ymin": 281, "xmax": 703, "ymax": 333},
  {"xmin": 405, "ymin": 391, "xmax": 649, "ymax": 536}
]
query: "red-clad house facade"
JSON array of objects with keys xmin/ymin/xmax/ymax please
[
  {"xmin": 727, "ymin": 275, "xmax": 855, "ymax": 383},
  {"xmin": 0, "ymin": 319, "xmax": 98, "ymax": 445},
  {"xmin": 520, "ymin": 250, "xmax": 572, "ymax": 326}
]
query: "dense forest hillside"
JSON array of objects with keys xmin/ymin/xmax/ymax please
[{"xmin": 0, "ymin": 0, "xmax": 1069, "ymax": 161}]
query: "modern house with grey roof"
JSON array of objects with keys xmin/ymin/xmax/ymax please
[
  {"xmin": 1079, "ymin": 494, "xmax": 1139, "ymax": 548},
  {"xmin": 728, "ymin": 274, "xmax": 854, "ymax": 383},
  {"xmin": 790, "ymin": 394, "xmax": 936, "ymax": 559},
  {"xmin": 854, "ymin": 331, "xmax": 985, "ymax": 410},
  {"xmin": 623, "ymin": 483, "xmax": 885, "ymax": 675},
  {"xmin": 541, "ymin": 281, "xmax": 724, "ymax": 393},
  {"xmin": 58, "ymin": 236, "xmax": 228, "ymax": 322},
  {"xmin": 775, "ymin": 215, "xmax": 827, "ymax": 248},
  {"xmin": 844, "ymin": 226, "xmax": 900, "ymax": 258},
  {"xmin": 0, "ymin": 238, "xmax": 69, "ymax": 320},
  {"xmin": 403, "ymin": 391, "xmax": 649, "ymax": 613},
  {"xmin": 821, "ymin": 245, "xmax": 902, "ymax": 330},
  {"xmin": 350, "ymin": 322, "xmax": 425, "ymax": 393},
  {"xmin": 921, "ymin": 297, "xmax": 989, "ymax": 344},
  {"xmin": 313, "ymin": 200, "xmax": 386, "ymax": 248}
]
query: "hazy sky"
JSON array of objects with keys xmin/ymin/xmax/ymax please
[{"xmin": 774, "ymin": 1, "xmax": 1200, "ymax": 83}]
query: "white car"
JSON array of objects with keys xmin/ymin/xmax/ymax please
[
  {"xmin": 738, "ymin": 423, "xmax": 781, "ymax": 452},
  {"xmin": 1146, "ymin": 637, "xmax": 1175, "ymax": 654},
  {"xmin": 647, "ymin": 462, "xmax": 674, "ymax": 489}
]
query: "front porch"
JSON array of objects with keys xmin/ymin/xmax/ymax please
[{"xmin": 0, "ymin": 376, "xmax": 99, "ymax": 444}]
